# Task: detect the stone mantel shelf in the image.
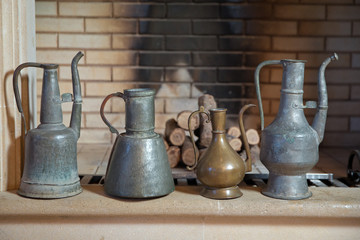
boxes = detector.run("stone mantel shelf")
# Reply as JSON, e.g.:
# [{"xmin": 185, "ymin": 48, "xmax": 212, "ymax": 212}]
[
  {"xmin": 1, "ymin": 185, "xmax": 359, "ymax": 218},
  {"xmin": 1, "ymin": 185, "xmax": 359, "ymax": 239}
]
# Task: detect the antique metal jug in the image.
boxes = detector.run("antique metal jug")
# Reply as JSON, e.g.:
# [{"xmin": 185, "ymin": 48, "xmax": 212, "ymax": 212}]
[
  {"xmin": 100, "ymin": 88, "xmax": 175, "ymax": 198},
  {"xmin": 255, "ymin": 53, "xmax": 338, "ymax": 200},
  {"xmin": 13, "ymin": 51, "xmax": 84, "ymax": 199},
  {"xmin": 187, "ymin": 105, "xmax": 254, "ymax": 199}
]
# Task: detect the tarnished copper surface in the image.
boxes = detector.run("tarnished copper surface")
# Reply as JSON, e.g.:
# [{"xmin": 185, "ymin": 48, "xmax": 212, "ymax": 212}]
[{"xmin": 187, "ymin": 105, "xmax": 254, "ymax": 199}]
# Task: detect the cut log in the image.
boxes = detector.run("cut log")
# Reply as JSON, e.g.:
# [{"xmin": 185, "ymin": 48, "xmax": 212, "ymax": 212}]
[
  {"xmin": 227, "ymin": 126, "xmax": 241, "ymax": 138},
  {"xmin": 181, "ymin": 137, "xmax": 197, "ymax": 167},
  {"xmin": 165, "ymin": 118, "xmax": 186, "ymax": 146},
  {"xmin": 167, "ymin": 146, "xmax": 181, "ymax": 168},
  {"xmin": 177, "ymin": 110, "xmax": 200, "ymax": 131},
  {"xmin": 198, "ymin": 94, "xmax": 217, "ymax": 148},
  {"xmin": 163, "ymin": 138, "xmax": 169, "ymax": 150},
  {"xmin": 228, "ymin": 137, "xmax": 242, "ymax": 152},
  {"xmin": 245, "ymin": 129, "xmax": 260, "ymax": 145}
]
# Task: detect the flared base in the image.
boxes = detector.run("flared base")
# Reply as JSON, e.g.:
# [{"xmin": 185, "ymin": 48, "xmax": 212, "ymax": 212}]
[
  {"xmin": 200, "ymin": 186, "xmax": 243, "ymax": 200},
  {"xmin": 104, "ymin": 133, "xmax": 175, "ymax": 199},
  {"xmin": 18, "ymin": 180, "xmax": 82, "ymax": 199},
  {"xmin": 262, "ymin": 173, "xmax": 312, "ymax": 200}
]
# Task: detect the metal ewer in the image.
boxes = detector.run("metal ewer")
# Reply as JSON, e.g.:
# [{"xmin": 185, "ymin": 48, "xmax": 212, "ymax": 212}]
[
  {"xmin": 187, "ymin": 105, "xmax": 254, "ymax": 199},
  {"xmin": 13, "ymin": 51, "xmax": 84, "ymax": 199},
  {"xmin": 100, "ymin": 88, "xmax": 175, "ymax": 198},
  {"xmin": 255, "ymin": 53, "xmax": 338, "ymax": 200}
]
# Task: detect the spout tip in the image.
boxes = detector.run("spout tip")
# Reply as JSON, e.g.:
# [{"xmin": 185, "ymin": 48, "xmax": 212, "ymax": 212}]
[{"xmin": 331, "ymin": 53, "xmax": 338, "ymax": 61}]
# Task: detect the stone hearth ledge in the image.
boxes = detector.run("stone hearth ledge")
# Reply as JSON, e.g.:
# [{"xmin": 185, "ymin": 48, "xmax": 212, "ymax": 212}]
[{"xmin": 0, "ymin": 185, "xmax": 359, "ymax": 240}]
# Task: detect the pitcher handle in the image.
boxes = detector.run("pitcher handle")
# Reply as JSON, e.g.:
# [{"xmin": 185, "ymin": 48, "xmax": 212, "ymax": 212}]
[
  {"xmin": 187, "ymin": 106, "xmax": 211, "ymax": 171},
  {"xmin": 13, "ymin": 62, "xmax": 44, "ymax": 134},
  {"xmin": 239, "ymin": 104, "xmax": 256, "ymax": 172},
  {"xmin": 255, "ymin": 60, "xmax": 282, "ymax": 130},
  {"xmin": 100, "ymin": 92, "xmax": 125, "ymax": 135}
]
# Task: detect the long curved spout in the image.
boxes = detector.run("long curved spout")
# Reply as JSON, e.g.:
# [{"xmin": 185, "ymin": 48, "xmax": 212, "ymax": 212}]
[
  {"xmin": 312, "ymin": 53, "xmax": 338, "ymax": 143},
  {"xmin": 69, "ymin": 51, "xmax": 84, "ymax": 139}
]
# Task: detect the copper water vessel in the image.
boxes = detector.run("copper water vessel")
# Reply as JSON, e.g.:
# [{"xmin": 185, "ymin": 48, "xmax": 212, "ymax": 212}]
[{"xmin": 187, "ymin": 105, "xmax": 254, "ymax": 199}]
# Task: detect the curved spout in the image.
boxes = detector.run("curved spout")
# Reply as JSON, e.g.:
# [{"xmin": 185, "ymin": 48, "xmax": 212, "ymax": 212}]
[
  {"xmin": 312, "ymin": 53, "xmax": 338, "ymax": 143},
  {"xmin": 70, "ymin": 51, "xmax": 84, "ymax": 139}
]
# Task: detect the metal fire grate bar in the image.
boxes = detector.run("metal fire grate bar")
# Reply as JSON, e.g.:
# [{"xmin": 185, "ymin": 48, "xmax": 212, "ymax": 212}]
[
  {"xmin": 79, "ymin": 161, "xmax": 360, "ymax": 188},
  {"xmin": 78, "ymin": 174, "xmax": 358, "ymax": 188}
]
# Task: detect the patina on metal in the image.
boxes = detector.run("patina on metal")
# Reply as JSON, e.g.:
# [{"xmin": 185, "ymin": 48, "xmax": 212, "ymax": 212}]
[
  {"xmin": 13, "ymin": 51, "xmax": 84, "ymax": 199},
  {"xmin": 255, "ymin": 53, "xmax": 338, "ymax": 200},
  {"xmin": 187, "ymin": 105, "xmax": 254, "ymax": 199},
  {"xmin": 100, "ymin": 88, "xmax": 175, "ymax": 198}
]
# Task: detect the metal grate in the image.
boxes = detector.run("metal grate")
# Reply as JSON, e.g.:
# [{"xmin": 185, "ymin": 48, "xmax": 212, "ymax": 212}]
[{"xmin": 79, "ymin": 172, "xmax": 359, "ymax": 188}]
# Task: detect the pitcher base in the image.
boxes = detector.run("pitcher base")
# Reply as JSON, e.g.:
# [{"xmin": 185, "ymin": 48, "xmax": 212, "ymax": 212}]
[
  {"xmin": 18, "ymin": 180, "xmax": 82, "ymax": 199},
  {"xmin": 262, "ymin": 173, "xmax": 312, "ymax": 200},
  {"xmin": 200, "ymin": 186, "xmax": 243, "ymax": 199}
]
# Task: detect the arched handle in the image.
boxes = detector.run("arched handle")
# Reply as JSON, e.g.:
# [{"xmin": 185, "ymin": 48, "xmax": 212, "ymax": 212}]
[
  {"xmin": 13, "ymin": 62, "xmax": 44, "ymax": 134},
  {"xmin": 239, "ymin": 104, "xmax": 256, "ymax": 172},
  {"xmin": 255, "ymin": 60, "xmax": 282, "ymax": 130},
  {"xmin": 187, "ymin": 106, "xmax": 211, "ymax": 171},
  {"xmin": 100, "ymin": 92, "xmax": 125, "ymax": 135},
  {"xmin": 347, "ymin": 150, "xmax": 360, "ymax": 183}
]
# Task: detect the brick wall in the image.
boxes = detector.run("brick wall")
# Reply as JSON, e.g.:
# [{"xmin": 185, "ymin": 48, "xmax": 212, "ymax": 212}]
[{"xmin": 35, "ymin": 0, "xmax": 360, "ymax": 147}]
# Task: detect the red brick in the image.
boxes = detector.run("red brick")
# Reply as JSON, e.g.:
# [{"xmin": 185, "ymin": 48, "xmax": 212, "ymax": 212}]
[
  {"xmin": 246, "ymin": 20, "xmax": 297, "ymax": 35},
  {"xmin": 274, "ymin": 5, "xmax": 325, "ymax": 20},
  {"xmin": 322, "ymin": 132, "xmax": 360, "ymax": 147},
  {"xmin": 327, "ymin": 101, "xmax": 360, "ymax": 116},
  {"xmin": 85, "ymin": 19, "xmax": 137, "ymax": 33},
  {"xmin": 354, "ymin": 22, "xmax": 360, "ymax": 36},
  {"xmin": 86, "ymin": 51, "xmax": 137, "ymax": 65},
  {"xmin": 36, "ymin": 17, "xmax": 84, "ymax": 32},
  {"xmin": 59, "ymin": 2, "xmax": 112, "ymax": 17},
  {"xmin": 59, "ymin": 34, "xmax": 111, "ymax": 49},
  {"xmin": 328, "ymin": 6, "xmax": 360, "ymax": 20},
  {"xmin": 36, "ymin": 33, "xmax": 57, "ymax": 48},
  {"xmin": 351, "ymin": 86, "xmax": 360, "ymax": 100},
  {"xmin": 327, "ymin": 37, "xmax": 360, "ymax": 52},
  {"xmin": 35, "ymin": 1, "xmax": 57, "ymax": 16},
  {"xmin": 299, "ymin": 21, "xmax": 351, "ymax": 36},
  {"xmin": 273, "ymin": 37, "xmax": 324, "ymax": 51}
]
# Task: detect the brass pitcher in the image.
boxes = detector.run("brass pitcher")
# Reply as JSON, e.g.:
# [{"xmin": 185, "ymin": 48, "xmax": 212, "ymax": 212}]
[
  {"xmin": 255, "ymin": 53, "xmax": 338, "ymax": 200},
  {"xmin": 187, "ymin": 105, "xmax": 254, "ymax": 199},
  {"xmin": 13, "ymin": 51, "xmax": 83, "ymax": 199},
  {"xmin": 100, "ymin": 88, "xmax": 175, "ymax": 198}
]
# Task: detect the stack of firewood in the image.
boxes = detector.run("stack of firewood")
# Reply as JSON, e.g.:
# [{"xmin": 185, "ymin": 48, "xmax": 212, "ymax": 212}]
[{"xmin": 163, "ymin": 94, "xmax": 260, "ymax": 169}]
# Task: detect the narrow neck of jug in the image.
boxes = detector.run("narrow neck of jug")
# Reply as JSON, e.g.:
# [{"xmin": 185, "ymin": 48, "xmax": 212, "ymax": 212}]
[
  {"xmin": 124, "ymin": 88, "xmax": 156, "ymax": 135},
  {"xmin": 210, "ymin": 108, "xmax": 227, "ymax": 133},
  {"xmin": 277, "ymin": 60, "xmax": 307, "ymax": 123},
  {"xmin": 40, "ymin": 66, "xmax": 63, "ymax": 124},
  {"xmin": 280, "ymin": 60, "xmax": 306, "ymax": 92}
]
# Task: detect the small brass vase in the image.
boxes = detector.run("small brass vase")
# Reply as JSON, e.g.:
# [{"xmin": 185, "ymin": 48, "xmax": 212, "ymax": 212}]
[{"xmin": 188, "ymin": 105, "xmax": 254, "ymax": 199}]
